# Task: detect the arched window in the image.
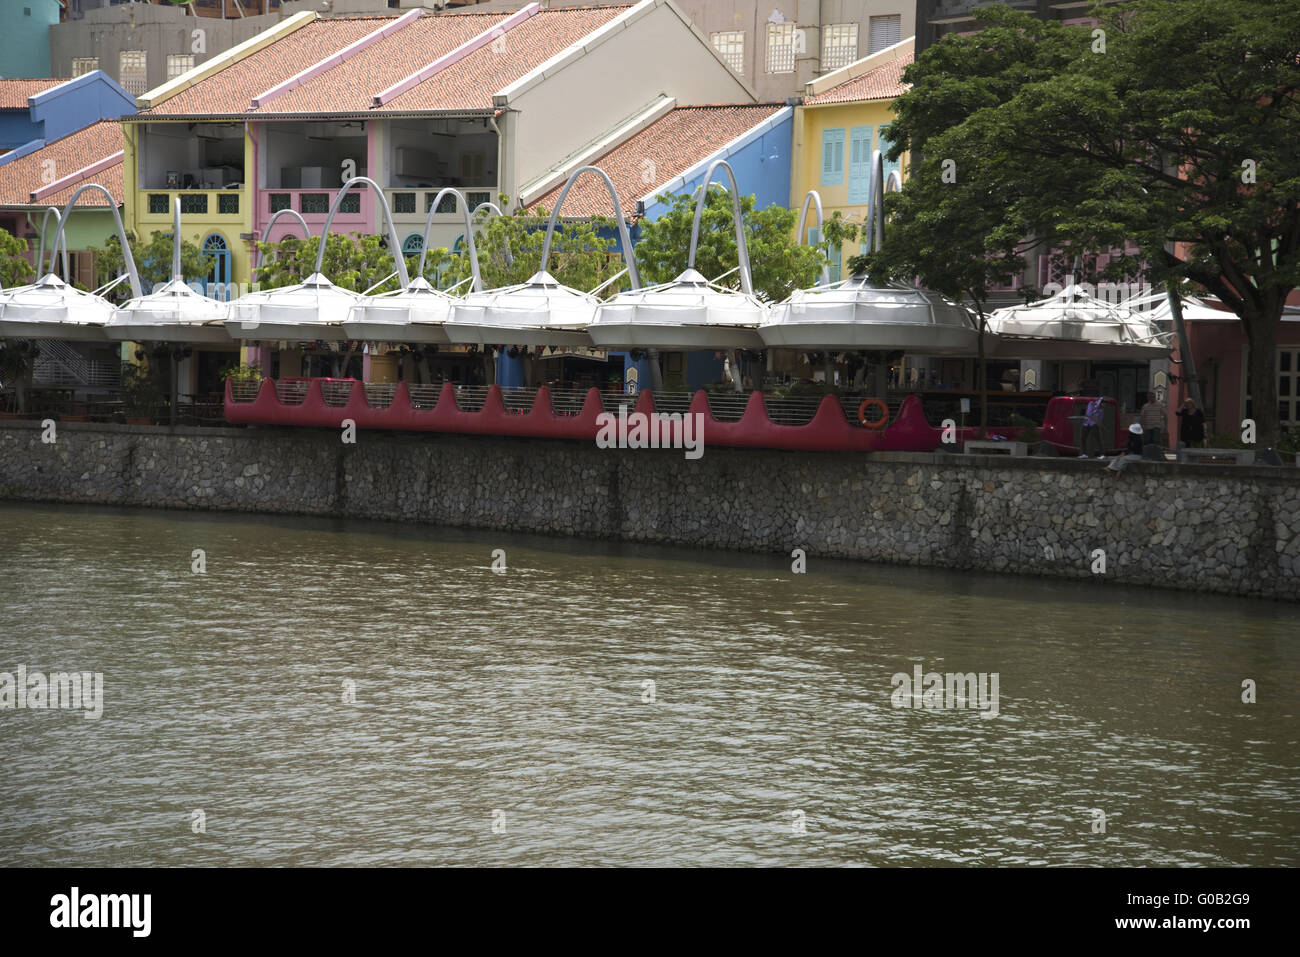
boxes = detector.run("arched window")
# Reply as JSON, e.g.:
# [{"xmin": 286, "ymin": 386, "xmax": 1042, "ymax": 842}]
[
  {"xmin": 402, "ymin": 233, "xmax": 424, "ymax": 256},
  {"xmin": 202, "ymin": 233, "xmax": 231, "ymax": 299}
]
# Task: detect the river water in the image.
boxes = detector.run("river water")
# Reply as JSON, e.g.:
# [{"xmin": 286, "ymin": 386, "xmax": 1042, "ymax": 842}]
[{"xmin": 0, "ymin": 502, "xmax": 1296, "ymax": 867}]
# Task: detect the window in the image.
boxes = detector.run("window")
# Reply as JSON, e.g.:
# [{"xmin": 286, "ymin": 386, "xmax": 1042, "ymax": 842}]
[
  {"xmin": 218, "ymin": 194, "xmax": 239, "ymax": 215},
  {"xmin": 339, "ymin": 193, "xmax": 360, "ymax": 214},
  {"xmin": 402, "ymin": 234, "xmax": 424, "ymax": 256},
  {"xmin": 711, "ymin": 31, "xmax": 745, "ymax": 75},
  {"xmin": 820, "ymin": 128, "xmax": 845, "ymax": 186},
  {"xmin": 808, "ymin": 227, "xmax": 842, "ymax": 284},
  {"xmin": 1278, "ymin": 350, "xmax": 1300, "ymax": 425},
  {"xmin": 847, "ymin": 126, "xmax": 873, "ymax": 204},
  {"xmin": 426, "ymin": 193, "xmax": 458, "ymax": 214},
  {"xmin": 822, "ymin": 23, "xmax": 858, "ymax": 71},
  {"xmin": 766, "ymin": 23, "xmax": 797, "ymax": 74},
  {"xmin": 71, "ymin": 57, "xmax": 98, "ymax": 78},
  {"xmin": 269, "ymin": 193, "xmax": 291, "ymax": 213},
  {"xmin": 119, "ymin": 51, "xmax": 148, "ymax": 95},
  {"xmin": 393, "ymin": 192, "xmax": 416, "ymax": 214},
  {"xmin": 300, "ymin": 194, "xmax": 329, "ymax": 214},
  {"xmin": 869, "ymin": 15, "xmax": 901, "ymax": 54},
  {"xmin": 166, "ymin": 55, "xmax": 195, "ymax": 80},
  {"xmin": 203, "ymin": 234, "xmax": 231, "ymax": 293},
  {"xmin": 180, "ymin": 194, "xmax": 208, "ymax": 215}
]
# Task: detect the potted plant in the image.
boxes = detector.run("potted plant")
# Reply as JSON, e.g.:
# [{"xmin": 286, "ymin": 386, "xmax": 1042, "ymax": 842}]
[
  {"xmin": 119, "ymin": 362, "xmax": 165, "ymax": 425},
  {"xmin": 219, "ymin": 362, "xmax": 263, "ymax": 400}
]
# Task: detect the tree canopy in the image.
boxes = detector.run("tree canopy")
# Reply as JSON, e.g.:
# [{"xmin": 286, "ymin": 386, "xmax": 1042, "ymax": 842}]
[
  {"xmin": 89, "ymin": 229, "xmax": 212, "ymax": 301},
  {"xmin": 860, "ymin": 0, "xmax": 1300, "ymax": 443},
  {"xmin": 0, "ymin": 228, "xmax": 35, "ymax": 290},
  {"xmin": 635, "ymin": 188, "xmax": 856, "ymax": 302},
  {"xmin": 427, "ymin": 199, "xmax": 628, "ymax": 294},
  {"xmin": 253, "ymin": 232, "xmax": 414, "ymax": 294}
]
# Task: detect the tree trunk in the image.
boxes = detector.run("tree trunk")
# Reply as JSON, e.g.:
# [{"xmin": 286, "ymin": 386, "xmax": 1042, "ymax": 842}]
[
  {"xmin": 1244, "ymin": 298, "xmax": 1284, "ymax": 447},
  {"xmin": 975, "ymin": 304, "xmax": 988, "ymax": 439}
]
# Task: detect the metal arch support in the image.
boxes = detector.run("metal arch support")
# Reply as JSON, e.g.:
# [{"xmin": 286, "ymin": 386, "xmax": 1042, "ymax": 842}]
[
  {"xmin": 795, "ymin": 189, "xmax": 829, "ymax": 287},
  {"xmin": 171, "ymin": 197, "xmax": 183, "ymax": 282},
  {"xmin": 415, "ymin": 188, "xmax": 484, "ymax": 293},
  {"xmin": 863, "ymin": 150, "xmax": 886, "ymax": 256},
  {"xmin": 539, "ymin": 166, "xmax": 641, "ymax": 290},
  {"xmin": 314, "ymin": 175, "xmax": 409, "ymax": 288},
  {"xmin": 259, "ymin": 208, "xmax": 312, "ymax": 269},
  {"xmin": 686, "ymin": 159, "xmax": 754, "ymax": 297},
  {"xmin": 37, "ymin": 206, "xmax": 69, "ymax": 280},
  {"xmin": 469, "ymin": 201, "xmax": 512, "ymax": 269},
  {"xmin": 51, "ymin": 182, "xmax": 141, "ymax": 299}
]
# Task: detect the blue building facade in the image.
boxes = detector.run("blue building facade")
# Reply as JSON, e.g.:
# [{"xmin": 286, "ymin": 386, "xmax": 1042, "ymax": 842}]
[
  {"xmin": 620, "ymin": 107, "xmax": 794, "ymax": 393},
  {"xmin": 0, "ymin": 71, "xmax": 137, "ymax": 163}
]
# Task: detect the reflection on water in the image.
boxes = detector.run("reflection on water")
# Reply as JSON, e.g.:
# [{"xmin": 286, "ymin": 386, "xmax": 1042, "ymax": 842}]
[{"xmin": 0, "ymin": 502, "xmax": 1296, "ymax": 866}]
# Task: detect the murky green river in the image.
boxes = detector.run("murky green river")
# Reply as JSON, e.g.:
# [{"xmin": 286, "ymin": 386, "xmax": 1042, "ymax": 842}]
[{"xmin": 0, "ymin": 502, "xmax": 1296, "ymax": 866}]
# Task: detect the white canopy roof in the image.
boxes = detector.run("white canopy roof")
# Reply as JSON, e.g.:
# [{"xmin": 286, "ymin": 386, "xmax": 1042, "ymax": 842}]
[
  {"xmin": 448, "ymin": 271, "xmax": 598, "ymax": 347},
  {"xmin": 986, "ymin": 286, "xmax": 1171, "ymax": 360},
  {"xmin": 108, "ymin": 278, "xmax": 233, "ymax": 344},
  {"xmin": 588, "ymin": 268, "xmax": 766, "ymax": 350},
  {"xmin": 226, "ymin": 273, "xmax": 361, "ymax": 342},
  {"xmin": 343, "ymin": 277, "xmax": 454, "ymax": 344},
  {"xmin": 0, "ymin": 273, "xmax": 113, "ymax": 342},
  {"xmin": 762, "ymin": 275, "xmax": 979, "ymax": 354}
]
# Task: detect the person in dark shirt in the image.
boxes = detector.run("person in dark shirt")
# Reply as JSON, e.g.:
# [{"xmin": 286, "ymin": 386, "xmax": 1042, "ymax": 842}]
[
  {"xmin": 1176, "ymin": 398, "xmax": 1206, "ymax": 448},
  {"xmin": 1107, "ymin": 424, "xmax": 1146, "ymax": 475}
]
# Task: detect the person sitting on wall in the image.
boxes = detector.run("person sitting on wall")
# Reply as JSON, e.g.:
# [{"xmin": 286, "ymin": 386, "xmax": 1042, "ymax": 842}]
[
  {"xmin": 1139, "ymin": 391, "xmax": 1166, "ymax": 448},
  {"xmin": 1176, "ymin": 397, "xmax": 1206, "ymax": 449},
  {"xmin": 1107, "ymin": 423, "xmax": 1146, "ymax": 476}
]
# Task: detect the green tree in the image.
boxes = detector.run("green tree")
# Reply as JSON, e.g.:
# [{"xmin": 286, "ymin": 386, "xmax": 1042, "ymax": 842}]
[
  {"xmin": 254, "ymin": 232, "xmax": 417, "ymax": 294},
  {"xmin": 428, "ymin": 199, "xmax": 628, "ymax": 294},
  {"xmin": 869, "ymin": 0, "xmax": 1300, "ymax": 445},
  {"xmin": 635, "ymin": 188, "xmax": 856, "ymax": 302},
  {"xmin": 88, "ymin": 229, "xmax": 212, "ymax": 302},
  {"xmin": 0, "ymin": 227, "xmax": 36, "ymax": 289}
]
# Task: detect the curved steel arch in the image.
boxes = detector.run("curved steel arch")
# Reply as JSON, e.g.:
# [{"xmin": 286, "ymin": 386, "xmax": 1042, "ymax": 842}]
[
  {"xmin": 51, "ymin": 183, "xmax": 141, "ymax": 299},
  {"xmin": 795, "ymin": 189, "xmax": 829, "ymax": 287},
  {"xmin": 414, "ymin": 187, "xmax": 485, "ymax": 292},
  {"xmin": 258, "ymin": 208, "xmax": 312, "ymax": 269},
  {"xmin": 36, "ymin": 206, "xmax": 69, "ymax": 280},
  {"xmin": 686, "ymin": 159, "xmax": 754, "ymax": 297},
  {"xmin": 313, "ymin": 176, "xmax": 408, "ymax": 288},
  {"xmin": 539, "ymin": 166, "xmax": 641, "ymax": 290}
]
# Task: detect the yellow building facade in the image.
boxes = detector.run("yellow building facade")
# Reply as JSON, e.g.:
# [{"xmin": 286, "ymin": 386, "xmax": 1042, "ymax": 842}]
[{"xmin": 791, "ymin": 38, "xmax": 913, "ymax": 278}]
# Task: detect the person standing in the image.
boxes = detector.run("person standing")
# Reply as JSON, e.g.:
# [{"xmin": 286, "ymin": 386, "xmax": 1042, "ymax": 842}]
[
  {"xmin": 1139, "ymin": 391, "xmax": 1166, "ymax": 447},
  {"xmin": 1079, "ymin": 395, "xmax": 1105, "ymax": 458},
  {"xmin": 1176, "ymin": 397, "xmax": 1206, "ymax": 448}
]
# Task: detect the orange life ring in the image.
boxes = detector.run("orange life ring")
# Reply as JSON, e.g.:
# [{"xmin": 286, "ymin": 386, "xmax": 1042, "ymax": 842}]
[{"xmin": 858, "ymin": 397, "xmax": 888, "ymax": 430}]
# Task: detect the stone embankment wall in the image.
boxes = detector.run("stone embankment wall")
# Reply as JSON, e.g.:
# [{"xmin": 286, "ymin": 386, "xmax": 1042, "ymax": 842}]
[{"xmin": 1, "ymin": 421, "xmax": 1296, "ymax": 600}]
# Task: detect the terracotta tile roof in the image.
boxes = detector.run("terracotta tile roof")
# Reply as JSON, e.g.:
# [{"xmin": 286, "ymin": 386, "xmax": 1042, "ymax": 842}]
[
  {"xmin": 137, "ymin": 7, "xmax": 631, "ymax": 119},
  {"xmin": 526, "ymin": 104, "xmax": 786, "ymax": 218},
  {"xmin": 258, "ymin": 13, "xmax": 510, "ymax": 116},
  {"xmin": 0, "ymin": 121, "xmax": 124, "ymax": 208},
  {"xmin": 380, "ymin": 7, "xmax": 628, "ymax": 114},
  {"xmin": 0, "ymin": 78, "xmax": 64, "ymax": 111},
  {"xmin": 804, "ymin": 53, "xmax": 913, "ymax": 106},
  {"xmin": 140, "ymin": 17, "xmax": 382, "ymax": 117}
]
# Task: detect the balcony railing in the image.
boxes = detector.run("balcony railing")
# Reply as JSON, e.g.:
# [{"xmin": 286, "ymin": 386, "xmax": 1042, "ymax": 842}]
[
  {"xmin": 143, "ymin": 190, "xmax": 242, "ymax": 218},
  {"xmin": 385, "ymin": 188, "xmax": 496, "ymax": 221}
]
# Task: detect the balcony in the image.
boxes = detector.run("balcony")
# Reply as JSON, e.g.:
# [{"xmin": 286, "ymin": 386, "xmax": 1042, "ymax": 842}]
[
  {"xmin": 140, "ymin": 189, "xmax": 243, "ymax": 222},
  {"xmin": 258, "ymin": 189, "xmax": 369, "ymax": 241},
  {"xmin": 386, "ymin": 187, "xmax": 496, "ymax": 224}
]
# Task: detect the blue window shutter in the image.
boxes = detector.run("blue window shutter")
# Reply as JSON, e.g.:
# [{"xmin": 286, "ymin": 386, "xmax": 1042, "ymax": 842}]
[
  {"xmin": 821, "ymin": 128, "xmax": 844, "ymax": 186},
  {"xmin": 847, "ymin": 125, "xmax": 873, "ymax": 204}
]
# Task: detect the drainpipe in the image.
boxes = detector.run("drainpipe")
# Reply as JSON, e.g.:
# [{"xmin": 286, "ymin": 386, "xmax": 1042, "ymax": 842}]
[{"xmin": 488, "ymin": 112, "xmax": 504, "ymax": 210}]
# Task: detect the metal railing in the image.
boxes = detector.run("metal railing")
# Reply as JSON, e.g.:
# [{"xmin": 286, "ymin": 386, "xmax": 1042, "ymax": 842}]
[{"xmin": 226, "ymin": 378, "xmax": 905, "ymax": 428}]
